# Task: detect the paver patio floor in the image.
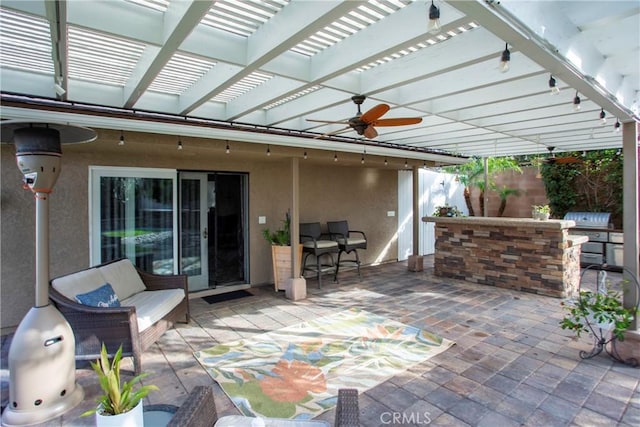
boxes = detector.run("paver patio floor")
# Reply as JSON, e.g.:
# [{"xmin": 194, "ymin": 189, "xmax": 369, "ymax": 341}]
[{"xmin": 2, "ymin": 257, "xmax": 639, "ymax": 426}]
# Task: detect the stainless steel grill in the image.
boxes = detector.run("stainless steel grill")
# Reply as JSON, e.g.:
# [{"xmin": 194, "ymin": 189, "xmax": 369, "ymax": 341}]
[
  {"xmin": 563, "ymin": 212, "xmax": 611, "ymax": 229},
  {"xmin": 565, "ymin": 212, "xmax": 620, "ymax": 267}
]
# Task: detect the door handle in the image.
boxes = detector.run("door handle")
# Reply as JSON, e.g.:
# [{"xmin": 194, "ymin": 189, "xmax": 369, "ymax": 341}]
[{"xmin": 203, "ymin": 227, "xmax": 208, "ymax": 239}]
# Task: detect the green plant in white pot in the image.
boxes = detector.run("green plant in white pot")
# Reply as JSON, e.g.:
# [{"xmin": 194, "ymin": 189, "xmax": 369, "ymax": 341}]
[
  {"xmin": 82, "ymin": 343, "xmax": 158, "ymax": 427},
  {"xmin": 560, "ymin": 287, "xmax": 636, "ymax": 342},
  {"xmin": 531, "ymin": 204, "xmax": 551, "ymax": 220}
]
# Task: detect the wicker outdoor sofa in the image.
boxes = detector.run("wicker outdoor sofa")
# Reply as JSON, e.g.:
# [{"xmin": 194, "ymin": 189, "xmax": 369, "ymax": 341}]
[{"xmin": 49, "ymin": 258, "xmax": 189, "ymax": 374}]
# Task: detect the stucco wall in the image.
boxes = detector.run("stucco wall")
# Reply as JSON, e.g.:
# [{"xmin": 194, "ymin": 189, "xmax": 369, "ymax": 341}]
[{"xmin": 1, "ymin": 129, "xmax": 398, "ymax": 332}]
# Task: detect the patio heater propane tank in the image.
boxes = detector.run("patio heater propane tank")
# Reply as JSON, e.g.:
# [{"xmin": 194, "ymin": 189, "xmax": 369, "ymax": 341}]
[{"xmin": 0, "ymin": 122, "xmax": 96, "ymax": 427}]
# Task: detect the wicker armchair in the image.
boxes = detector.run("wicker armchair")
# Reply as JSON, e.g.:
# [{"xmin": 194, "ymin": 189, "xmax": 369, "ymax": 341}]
[
  {"xmin": 335, "ymin": 388, "xmax": 360, "ymax": 427},
  {"xmin": 49, "ymin": 259, "xmax": 189, "ymax": 374},
  {"xmin": 167, "ymin": 386, "xmax": 217, "ymax": 427}
]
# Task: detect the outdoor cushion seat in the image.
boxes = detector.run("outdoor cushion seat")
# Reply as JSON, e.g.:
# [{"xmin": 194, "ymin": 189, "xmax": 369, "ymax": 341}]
[
  {"xmin": 121, "ymin": 288, "xmax": 186, "ymax": 332},
  {"xmin": 49, "ymin": 258, "xmax": 189, "ymax": 374},
  {"xmin": 302, "ymin": 240, "xmax": 339, "ymax": 250}
]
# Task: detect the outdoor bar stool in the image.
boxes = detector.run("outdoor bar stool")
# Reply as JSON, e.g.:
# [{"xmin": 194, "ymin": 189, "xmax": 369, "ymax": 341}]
[
  {"xmin": 299, "ymin": 222, "xmax": 339, "ymax": 288},
  {"xmin": 327, "ymin": 220, "xmax": 367, "ymax": 281}
]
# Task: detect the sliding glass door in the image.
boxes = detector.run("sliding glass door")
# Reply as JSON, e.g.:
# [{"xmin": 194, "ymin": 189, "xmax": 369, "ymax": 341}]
[{"xmin": 90, "ymin": 167, "xmax": 178, "ymax": 274}]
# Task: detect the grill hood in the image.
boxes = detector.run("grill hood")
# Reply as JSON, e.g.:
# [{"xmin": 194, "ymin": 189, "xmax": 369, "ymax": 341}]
[{"xmin": 563, "ymin": 212, "xmax": 611, "ymax": 228}]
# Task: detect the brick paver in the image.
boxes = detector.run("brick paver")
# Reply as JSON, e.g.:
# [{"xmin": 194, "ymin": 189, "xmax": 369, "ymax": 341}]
[{"xmin": 1, "ymin": 257, "xmax": 638, "ymax": 426}]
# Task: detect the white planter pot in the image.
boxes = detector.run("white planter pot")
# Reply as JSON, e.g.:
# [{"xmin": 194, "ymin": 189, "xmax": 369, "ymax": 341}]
[
  {"xmin": 586, "ymin": 311, "xmax": 615, "ymax": 332},
  {"xmin": 96, "ymin": 400, "xmax": 144, "ymax": 427}
]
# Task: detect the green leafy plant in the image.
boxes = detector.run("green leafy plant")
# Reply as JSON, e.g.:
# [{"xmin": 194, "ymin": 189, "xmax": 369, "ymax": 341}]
[
  {"xmin": 262, "ymin": 212, "xmax": 291, "ymax": 246},
  {"xmin": 432, "ymin": 205, "xmax": 462, "ymax": 217},
  {"xmin": 532, "ymin": 204, "xmax": 550, "ymax": 214},
  {"xmin": 541, "ymin": 149, "xmax": 623, "ymax": 228},
  {"xmin": 445, "ymin": 156, "xmax": 522, "ymax": 216},
  {"xmin": 82, "ymin": 344, "xmax": 158, "ymax": 417},
  {"xmin": 560, "ymin": 287, "xmax": 636, "ymax": 341}
]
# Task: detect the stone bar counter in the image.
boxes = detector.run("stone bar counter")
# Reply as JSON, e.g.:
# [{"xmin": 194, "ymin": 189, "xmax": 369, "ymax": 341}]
[{"xmin": 422, "ymin": 216, "xmax": 588, "ymax": 298}]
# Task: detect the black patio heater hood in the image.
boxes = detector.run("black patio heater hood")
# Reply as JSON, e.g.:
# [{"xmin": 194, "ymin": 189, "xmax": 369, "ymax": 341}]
[{"xmin": 0, "ymin": 122, "xmax": 96, "ymax": 426}]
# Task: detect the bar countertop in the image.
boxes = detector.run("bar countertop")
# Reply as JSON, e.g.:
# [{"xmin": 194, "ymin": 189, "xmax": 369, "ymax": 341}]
[{"xmin": 422, "ymin": 216, "xmax": 577, "ymax": 230}]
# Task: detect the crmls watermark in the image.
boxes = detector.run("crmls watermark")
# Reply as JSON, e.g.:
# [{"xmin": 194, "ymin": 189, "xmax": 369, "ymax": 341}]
[{"xmin": 380, "ymin": 411, "xmax": 432, "ymax": 425}]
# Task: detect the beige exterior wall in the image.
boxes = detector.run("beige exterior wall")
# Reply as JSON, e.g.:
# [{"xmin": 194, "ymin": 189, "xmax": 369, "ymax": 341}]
[{"xmin": 1, "ymin": 129, "xmax": 399, "ymax": 332}]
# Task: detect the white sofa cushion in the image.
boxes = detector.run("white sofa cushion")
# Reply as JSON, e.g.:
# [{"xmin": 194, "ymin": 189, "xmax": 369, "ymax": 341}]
[
  {"xmin": 99, "ymin": 259, "xmax": 147, "ymax": 301},
  {"xmin": 121, "ymin": 289, "xmax": 185, "ymax": 332},
  {"xmin": 51, "ymin": 268, "xmax": 107, "ymax": 301}
]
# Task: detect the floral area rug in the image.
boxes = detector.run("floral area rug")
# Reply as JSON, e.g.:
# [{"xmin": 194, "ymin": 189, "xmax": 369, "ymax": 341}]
[{"xmin": 194, "ymin": 307, "xmax": 455, "ymax": 420}]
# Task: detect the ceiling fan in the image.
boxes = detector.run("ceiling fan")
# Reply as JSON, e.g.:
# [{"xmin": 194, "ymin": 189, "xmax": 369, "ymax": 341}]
[
  {"xmin": 544, "ymin": 146, "xmax": 581, "ymax": 164},
  {"xmin": 306, "ymin": 95, "xmax": 422, "ymax": 139}
]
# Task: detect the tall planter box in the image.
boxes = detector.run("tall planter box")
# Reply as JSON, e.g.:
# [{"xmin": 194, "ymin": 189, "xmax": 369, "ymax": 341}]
[{"xmin": 271, "ymin": 245, "xmax": 303, "ymax": 291}]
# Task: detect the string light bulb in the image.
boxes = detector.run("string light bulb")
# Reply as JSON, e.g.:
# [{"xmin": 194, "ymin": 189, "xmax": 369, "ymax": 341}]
[
  {"xmin": 266, "ymin": 145, "xmax": 271, "ymax": 156},
  {"xmin": 384, "ymin": 158, "xmax": 388, "ymax": 166},
  {"xmin": 303, "ymin": 150, "xmax": 308, "ymax": 159},
  {"xmin": 614, "ymin": 120, "xmax": 621, "ymax": 133},
  {"xmin": 599, "ymin": 108, "xmax": 606, "ymax": 125},
  {"xmin": 404, "ymin": 159, "xmax": 409, "ymax": 168},
  {"xmin": 573, "ymin": 92, "xmax": 581, "ymax": 111},
  {"xmin": 334, "ymin": 152, "xmax": 338, "ymax": 162},
  {"xmin": 225, "ymin": 142, "xmax": 230, "ymax": 154},
  {"xmin": 177, "ymin": 138, "xmax": 183, "ymax": 150},
  {"xmin": 499, "ymin": 43, "xmax": 510, "ymax": 73},
  {"xmin": 427, "ymin": 1, "xmax": 441, "ymax": 34},
  {"xmin": 548, "ymin": 75, "xmax": 560, "ymax": 95},
  {"xmin": 118, "ymin": 131, "xmax": 125, "ymax": 146}
]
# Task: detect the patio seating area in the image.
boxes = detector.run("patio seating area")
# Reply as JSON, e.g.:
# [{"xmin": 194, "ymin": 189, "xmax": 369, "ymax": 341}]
[{"xmin": 1, "ymin": 256, "xmax": 639, "ymax": 426}]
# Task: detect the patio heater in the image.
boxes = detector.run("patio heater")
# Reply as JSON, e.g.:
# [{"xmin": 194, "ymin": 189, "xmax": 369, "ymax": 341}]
[{"xmin": 1, "ymin": 122, "xmax": 96, "ymax": 426}]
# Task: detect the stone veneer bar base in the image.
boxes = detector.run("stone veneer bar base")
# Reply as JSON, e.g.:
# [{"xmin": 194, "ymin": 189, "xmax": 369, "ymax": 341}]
[{"xmin": 423, "ymin": 216, "xmax": 587, "ymax": 298}]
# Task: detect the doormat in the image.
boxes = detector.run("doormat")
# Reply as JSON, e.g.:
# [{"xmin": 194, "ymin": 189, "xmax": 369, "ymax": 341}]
[
  {"xmin": 202, "ymin": 290, "xmax": 253, "ymax": 304},
  {"xmin": 194, "ymin": 307, "xmax": 455, "ymax": 420}
]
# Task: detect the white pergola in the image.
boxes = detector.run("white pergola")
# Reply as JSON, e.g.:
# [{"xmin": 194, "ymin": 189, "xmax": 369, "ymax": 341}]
[
  {"xmin": 1, "ymin": 0, "xmax": 638, "ymax": 329},
  {"xmin": 0, "ymin": 0, "xmax": 637, "ymax": 159}
]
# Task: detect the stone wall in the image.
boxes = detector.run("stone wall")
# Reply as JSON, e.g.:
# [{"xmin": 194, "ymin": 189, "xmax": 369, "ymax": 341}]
[{"xmin": 426, "ymin": 217, "xmax": 583, "ymax": 298}]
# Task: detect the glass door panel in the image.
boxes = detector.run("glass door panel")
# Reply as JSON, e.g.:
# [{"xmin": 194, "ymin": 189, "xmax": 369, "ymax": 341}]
[
  {"xmin": 179, "ymin": 173, "xmax": 209, "ymax": 291},
  {"xmin": 97, "ymin": 174, "xmax": 175, "ymax": 274}
]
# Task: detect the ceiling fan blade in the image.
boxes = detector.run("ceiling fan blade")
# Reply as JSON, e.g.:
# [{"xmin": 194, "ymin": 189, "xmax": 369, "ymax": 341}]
[
  {"xmin": 360, "ymin": 103, "xmax": 390, "ymax": 124},
  {"xmin": 363, "ymin": 125, "xmax": 378, "ymax": 139},
  {"xmin": 313, "ymin": 126, "xmax": 352, "ymax": 139},
  {"xmin": 374, "ymin": 117, "xmax": 422, "ymax": 127},
  {"xmin": 306, "ymin": 119, "xmax": 349, "ymax": 124},
  {"xmin": 554, "ymin": 157, "xmax": 582, "ymax": 164}
]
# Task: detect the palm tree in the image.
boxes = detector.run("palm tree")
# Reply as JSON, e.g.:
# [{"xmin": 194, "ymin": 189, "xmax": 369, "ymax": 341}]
[
  {"xmin": 497, "ymin": 187, "xmax": 521, "ymax": 217},
  {"xmin": 446, "ymin": 157, "xmax": 522, "ymax": 216}
]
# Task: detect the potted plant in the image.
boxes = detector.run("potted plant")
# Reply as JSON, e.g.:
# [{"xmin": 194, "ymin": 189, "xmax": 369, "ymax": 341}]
[
  {"xmin": 432, "ymin": 205, "xmax": 462, "ymax": 217},
  {"xmin": 82, "ymin": 343, "xmax": 158, "ymax": 427},
  {"xmin": 531, "ymin": 204, "xmax": 551, "ymax": 220},
  {"xmin": 262, "ymin": 212, "xmax": 302, "ymax": 291},
  {"xmin": 560, "ymin": 287, "xmax": 636, "ymax": 342}
]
